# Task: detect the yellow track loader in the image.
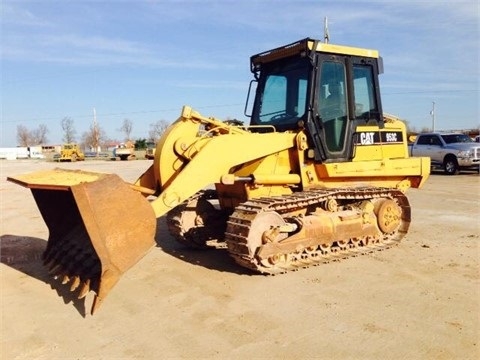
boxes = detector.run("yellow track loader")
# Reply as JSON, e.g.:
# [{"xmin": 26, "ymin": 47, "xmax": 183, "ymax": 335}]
[
  {"xmin": 57, "ymin": 143, "xmax": 85, "ymax": 162},
  {"xmin": 7, "ymin": 38, "xmax": 430, "ymax": 314}
]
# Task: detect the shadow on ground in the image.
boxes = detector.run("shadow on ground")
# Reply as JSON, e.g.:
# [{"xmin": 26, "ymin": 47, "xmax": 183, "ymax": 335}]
[
  {"xmin": 1, "ymin": 217, "xmax": 254, "ymax": 317},
  {"xmin": 153, "ymin": 217, "xmax": 252, "ymax": 276},
  {"xmin": 0, "ymin": 234, "xmax": 88, "ymax": 316}
]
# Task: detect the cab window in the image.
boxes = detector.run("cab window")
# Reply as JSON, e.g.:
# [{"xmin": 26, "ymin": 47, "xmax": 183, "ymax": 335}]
[
  {"xmin": 353, "ymin": 65, "xmax": 378, "ymax": 119},
  {"xmin": 318, "ymin": 61, "xmax": 347, "ymax": 152},
  {"xmin": 255, "ymin": 58, "xmax": 309, "ymax": 128}
]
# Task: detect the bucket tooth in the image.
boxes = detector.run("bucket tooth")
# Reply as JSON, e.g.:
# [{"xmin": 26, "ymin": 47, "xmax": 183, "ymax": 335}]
[
  {"xmin": 61, "ymin": 275, "xmax": 70, "ymax": 284},
  {"xmin": 70, "ymin": 276, "xmax": 81, "ymax": 291},
  {"xmin": 7, "ymin": 168, "xmax": 157, "ymax": 314},
  {"xmin": 90, "ymin": 277, "xmax": 100, "ymax": 297},
  {"xmin": 78, "ymin": 279, "xmax": 91, "ymax": 299}
]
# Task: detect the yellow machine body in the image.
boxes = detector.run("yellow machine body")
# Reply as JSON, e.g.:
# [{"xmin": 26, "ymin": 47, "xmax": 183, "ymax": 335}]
[
  {"xmin": 7, "ymin": 37, "xmax": 430, "ymax": 314},
  {"xmin": 135, "ymin": 106, "xmax": 429, "ymax": 217},
  {"xmin": 58, "ymin": 143, "xmax": 85, "ymax": 162}
]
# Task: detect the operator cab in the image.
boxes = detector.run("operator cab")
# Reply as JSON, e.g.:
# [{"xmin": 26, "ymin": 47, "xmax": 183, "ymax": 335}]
[{"xmin": 248, "ymin": 38, "xmax": 384, "ymax": 162}]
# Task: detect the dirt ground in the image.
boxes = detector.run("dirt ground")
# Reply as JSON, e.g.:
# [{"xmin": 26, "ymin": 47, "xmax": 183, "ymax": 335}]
[{"xmin": 1, "ymin": 159, "xmax": 479, "ymax": 360}]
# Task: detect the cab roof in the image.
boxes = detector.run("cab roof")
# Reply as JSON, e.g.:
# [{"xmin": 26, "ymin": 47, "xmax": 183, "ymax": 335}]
[{"xmin": 251, "ymin": 37, "xmax": 379, "ymax": 71}]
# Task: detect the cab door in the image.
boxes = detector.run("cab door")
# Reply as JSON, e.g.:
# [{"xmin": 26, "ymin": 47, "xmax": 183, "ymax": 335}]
[
  {"xmin": 309, "ymin": 54, "xmax": 383, "ymax": 163},
  {"xmin": 317, "ymin": 59, "xmax": 349, "ymax": 157}
]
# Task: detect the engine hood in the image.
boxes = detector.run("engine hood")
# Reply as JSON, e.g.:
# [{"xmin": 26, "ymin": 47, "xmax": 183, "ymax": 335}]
[{"xmin": 444, "ymin": 143, "xmax": 480, "ymax": 151}]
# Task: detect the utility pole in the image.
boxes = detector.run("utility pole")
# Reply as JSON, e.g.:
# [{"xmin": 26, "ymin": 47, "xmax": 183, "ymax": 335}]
[
  {"xmin": 430, "ymin": 101, "xmax": 435, "ymax": 132},
  {"xmin": 93, "ymin": 107, "xmax": 99, "ymax": 155}
]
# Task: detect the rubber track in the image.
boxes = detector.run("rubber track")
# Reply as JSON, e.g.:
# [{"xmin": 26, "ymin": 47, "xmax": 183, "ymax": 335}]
[{"xmin": 224, "ymin": 187, "xmax": 410, "ymax": 274}]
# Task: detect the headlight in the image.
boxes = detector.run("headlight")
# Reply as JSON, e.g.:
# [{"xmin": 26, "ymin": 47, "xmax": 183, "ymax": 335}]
[{"xmin": 457, "ymin": 150, "xmax": 473, "ymax": 158}]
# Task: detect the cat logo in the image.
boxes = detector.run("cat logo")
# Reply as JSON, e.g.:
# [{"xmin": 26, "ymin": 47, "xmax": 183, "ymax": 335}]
[
  {"xmin": 360, "ymin": 132, "xmax": 375, "ymax": 145},
  {"xmin": 355, "ymin": 131, "xmax": 403, "ymax": 145}
]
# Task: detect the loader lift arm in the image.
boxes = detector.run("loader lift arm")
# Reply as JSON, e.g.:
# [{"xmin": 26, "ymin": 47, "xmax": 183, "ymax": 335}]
[{"xmin": 135, "ymin": 106, "xmax": 298, "ymax": 218}]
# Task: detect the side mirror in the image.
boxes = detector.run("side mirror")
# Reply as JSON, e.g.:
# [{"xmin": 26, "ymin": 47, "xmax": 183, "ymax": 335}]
[{"xmin": 244, "ymin": 80, "xmax": 258, "ymax": 117}]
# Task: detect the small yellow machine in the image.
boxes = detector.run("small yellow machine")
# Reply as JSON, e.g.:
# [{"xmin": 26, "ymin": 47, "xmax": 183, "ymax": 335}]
[
  {"xmin": 57, "ymin": 143, "xmax": 85, "ymax": 162},
  {"xmin": 8, "ymin": 38, "xmax": 430, "ymax": 314}
]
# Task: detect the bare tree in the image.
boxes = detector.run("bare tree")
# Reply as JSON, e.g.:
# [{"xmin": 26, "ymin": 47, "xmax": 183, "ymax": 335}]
[
  {"xmin": 61, "ymin": 117, "xmax": 77, "ymax": 143},
  {"xmin": 31, "ymin": 124, "xmax": 48, "ymax": 144},
  {"xmin": 119, "ymin": 118, "xmax": 133, "ymax": 141},
  {"xmin": 16, "ymin": 124, "xmax": 48, "ymax": 146},
  {"xmin": 81, "ymin": 123, "xmax": 105, "ymax": 153},
  {"xmin": 148, "ymin": 120, "xmax": 169, "ymax": 142},
  {"xmin": 16, "ymin": 125, "xmax": 31, "ymax": 146}
]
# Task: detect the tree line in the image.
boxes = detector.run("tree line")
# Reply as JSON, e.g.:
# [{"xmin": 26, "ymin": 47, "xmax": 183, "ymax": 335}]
[{"xmin": 16, "ymin": 117, "xmax": 171, "ymax": 150}]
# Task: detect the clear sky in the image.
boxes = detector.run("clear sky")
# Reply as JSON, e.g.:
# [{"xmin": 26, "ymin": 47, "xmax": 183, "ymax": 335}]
[{"xmin": 1, "ymin": 0, "xmax": 479, "ymax": 147}]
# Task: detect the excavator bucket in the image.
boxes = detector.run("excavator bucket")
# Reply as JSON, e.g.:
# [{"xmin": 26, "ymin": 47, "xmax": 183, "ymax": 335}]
[{"xmin": 7, "ymin": 168, "xmax": 156, "ymax": 314}]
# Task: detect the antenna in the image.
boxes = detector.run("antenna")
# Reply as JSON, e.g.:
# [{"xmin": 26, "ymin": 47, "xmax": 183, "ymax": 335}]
[{"xmin": 324, "ymin": 17, "xmax": 330, "ymax": 44}]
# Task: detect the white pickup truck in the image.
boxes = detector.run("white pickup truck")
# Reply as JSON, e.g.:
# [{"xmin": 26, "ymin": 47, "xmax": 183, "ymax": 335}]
[{"xmin": 409, "ymin": 132, "xmax": 480, "ymax": 175}]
